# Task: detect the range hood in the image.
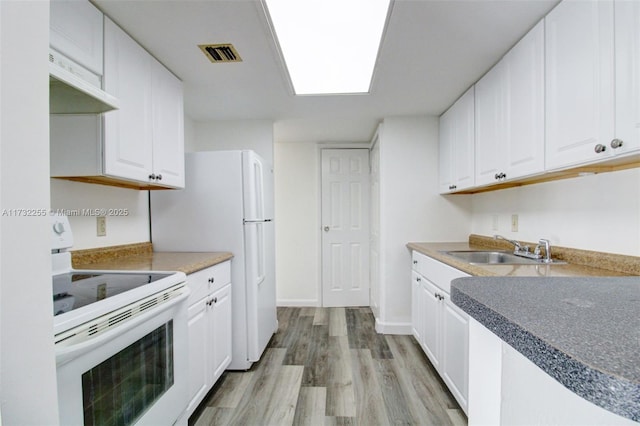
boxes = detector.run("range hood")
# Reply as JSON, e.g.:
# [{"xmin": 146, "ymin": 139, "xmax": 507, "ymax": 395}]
[{"xmin": 49, "ymin": 49, "xmax": 119, "ymax": 114}]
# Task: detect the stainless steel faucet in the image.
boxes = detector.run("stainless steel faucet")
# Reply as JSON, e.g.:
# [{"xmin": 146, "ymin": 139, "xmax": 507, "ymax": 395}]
[
  {"xmin": 495, "ymin": 235, "xmax": 554, "ymax": 262},
  {"xmin": 535, "ymin": 239, "xmax": 552, "ymax": 263},
  {"xmin": 494, "ymin": 234, "xmax": 523, "ymax": 251}
]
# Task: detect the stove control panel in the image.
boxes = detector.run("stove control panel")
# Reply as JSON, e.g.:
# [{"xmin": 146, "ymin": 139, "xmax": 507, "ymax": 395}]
[{"xmin": 51, "ymin": 213, "xmax": 73, "ymax": 251}]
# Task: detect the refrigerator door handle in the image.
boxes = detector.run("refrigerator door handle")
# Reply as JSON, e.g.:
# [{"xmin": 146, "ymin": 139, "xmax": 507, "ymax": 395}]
[{"xmin": 256, "ymin": 222, "xmax": 266, "ymax": 286}]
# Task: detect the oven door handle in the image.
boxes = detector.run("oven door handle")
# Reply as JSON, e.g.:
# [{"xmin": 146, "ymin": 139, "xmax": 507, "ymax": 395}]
[{"xmin": 55, "ymin": 290, "xmax": 189, "ymax": 366}]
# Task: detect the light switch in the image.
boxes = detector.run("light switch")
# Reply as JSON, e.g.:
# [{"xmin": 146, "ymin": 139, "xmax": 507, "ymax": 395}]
[{"xmin": 97, "ymin": 216, "xmax": 106, "ymax": 236}]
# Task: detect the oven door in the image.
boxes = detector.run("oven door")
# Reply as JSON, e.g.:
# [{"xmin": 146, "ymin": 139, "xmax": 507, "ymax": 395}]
[{"xmin": 55, "ymin": 287, "xmax": 189, "ymax": 426}]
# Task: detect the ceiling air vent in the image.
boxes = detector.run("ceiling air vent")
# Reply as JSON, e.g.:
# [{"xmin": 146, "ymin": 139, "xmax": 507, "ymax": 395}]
[{"xmin": 199, "ymin": 44, "xmax": 242, "ymax": 63}]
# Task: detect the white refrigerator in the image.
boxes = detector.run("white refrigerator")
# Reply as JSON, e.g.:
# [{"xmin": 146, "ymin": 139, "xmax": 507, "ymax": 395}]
[{"xmin": 151, "ymin": 150, "xmax": 277, "ymax": 370}]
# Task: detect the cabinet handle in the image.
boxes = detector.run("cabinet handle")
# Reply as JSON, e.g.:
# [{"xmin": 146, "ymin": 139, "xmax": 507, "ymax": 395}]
[
  {"xmin": 208, "ymin": 277, "xmax": 215, "ymax": 283},
  {"xmin": 416, "ymin": 277, "xmax": 421, "ymax": 282},
  {"xmin": 149, "ymin": 173, "xmax": 157, "ymax": 180},
  {"xmin": 413, "ymin": 260, "xmax": 418, "ymax": 265},
  {"xmin": 495, "ymin": 173, "xmax": 500, "ymax": 180},
  {"xmin": 156, "ymin": 174, "xmax": 163, "ymax": 181},
  {"xmin": 213, "ymin": 297, "xmax": 218, "ymax": 304},
  {"xmin": 594, "ymin": 144, "xmax": 607, "ymax": 154},
  {"xmin": 611, "ymin": 139, "xmax": 624, "ymax": 149}
]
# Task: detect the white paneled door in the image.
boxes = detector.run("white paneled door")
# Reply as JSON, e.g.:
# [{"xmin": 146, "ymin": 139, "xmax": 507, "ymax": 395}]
[{"xmin": 321, "ymin": 149, "xmax": 370, "ymax": 307}]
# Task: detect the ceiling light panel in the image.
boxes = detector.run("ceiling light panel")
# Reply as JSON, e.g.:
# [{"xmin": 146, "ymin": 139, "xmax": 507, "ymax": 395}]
[{"xmin": 265, "ymin": 0, "xmax": 391, "ymax": 95}]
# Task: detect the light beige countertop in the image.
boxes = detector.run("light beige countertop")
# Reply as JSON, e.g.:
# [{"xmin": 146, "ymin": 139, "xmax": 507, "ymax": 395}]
[
  {"xmin": 408, "ymin": 235, "xmax": 638, "ymax": 277},
  {"xmin": 71, "ymin": 242, "xmax": 233, "ymax": 275}
]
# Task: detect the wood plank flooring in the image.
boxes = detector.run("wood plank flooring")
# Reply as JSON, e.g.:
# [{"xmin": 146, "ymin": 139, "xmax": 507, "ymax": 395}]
[{"xmin": 191, "ymin": 307, "xmax": 467, "ymax": 426}]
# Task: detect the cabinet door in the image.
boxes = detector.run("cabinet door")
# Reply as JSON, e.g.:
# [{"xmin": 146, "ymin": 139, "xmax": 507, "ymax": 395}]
[
  {"xmin": 545, "ymin": 0, "xmax": 614, "ymax": 170},
  {"xmin": 49, "ymin": 0, "xmax": 103, "ymax": 75},
  {"xmin": 452, "ymin": 88, "xmax": 476, "ymax": 190},
  {"xmin": 186, "ymin": 298, "xmax": 209, "ymax": 416},
  {"xmin": 475, "ymin": 61, "xmax": 507, "ymax": 186},
  {"xmin": 103, "ymin": 17, "xmax": 153, "ymax": 183},
  {"xmin": 210, "ymin": 284, "xmax": 232, "ymax": 383},
  {"xmin": 614, "ymin": 0, "xmax": 640, "ymax": 155},
  {"xmin": 505, "ymin": 20, "xmax": 545, "ymax": 180},
  {"xmin": 442, "ymin": 296, "xmax": 469, "ymax": 414},
  {"xmin": 421, "ymin": 279, "xmax": 441, "ymax": 371},
  {"xmin": 151, "ymin": 58, "xmax": 185, "ymax": 188},
  {"xmin": 438, "ymin": 109, "xmax": 455, "ymax": 193},
  {"xmin": 439, "ymin": 87, "xmax": 475, "ymax": 193},
  {"xmin": 411, "ymin": 271, "xmax": 424, "ymax": 342}
]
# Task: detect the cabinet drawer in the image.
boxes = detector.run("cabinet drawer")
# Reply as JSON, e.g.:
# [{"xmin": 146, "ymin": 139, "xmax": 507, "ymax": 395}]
[
  {"xmin": 413, "ymin": 251, "xmax": 469, "ymax": 293},
  {"xmin": 187, "ymin": 261, "xmax": 231, "ymax": 304}
]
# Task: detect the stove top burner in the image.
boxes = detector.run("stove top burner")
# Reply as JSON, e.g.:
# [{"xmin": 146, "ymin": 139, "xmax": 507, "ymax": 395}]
[{"xmin": 52, "ymin": 272, "xmax": 174, "ymax": 316}]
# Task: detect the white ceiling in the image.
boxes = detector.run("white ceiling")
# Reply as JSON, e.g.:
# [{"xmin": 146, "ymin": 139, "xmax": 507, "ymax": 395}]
[{"xmin": 92, "ymin": 0, "xmax": 560, "ymax": 143}]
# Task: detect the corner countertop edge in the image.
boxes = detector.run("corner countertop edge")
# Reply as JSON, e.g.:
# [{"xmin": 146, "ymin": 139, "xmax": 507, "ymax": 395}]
[{"xmin": 451, "ymin": 277, "xmax": 640, "ymax": 423}]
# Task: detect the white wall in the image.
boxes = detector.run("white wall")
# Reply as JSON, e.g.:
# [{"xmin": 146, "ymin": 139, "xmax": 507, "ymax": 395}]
[
  {"xmin": 184, "ymin": 115, "xmax": 196, "ymax": 152},
  {"xmin": 194, "ymin": 120, "xmax": 274, "ymax": 166},
  {"xmin": 273, "ymin": 142, "xmax": 320, "ymax": 305},
  {"xmin": 0, "ymin": 1, "xmax": 60, "ymax": 422},
  {"xmin": 471, "ymin": 168, "xmax": 640, "ymax": 256},
  {"xmin": 50, "ymin": 180, "xmax": 150, "ymax": 250},
  {"xmin": 377, "ymin": 116, "xmax": 472, "ymax": 330},
  {"xmin": 272, "ymin": 116, "xmax": 474, "ymax": 315}
]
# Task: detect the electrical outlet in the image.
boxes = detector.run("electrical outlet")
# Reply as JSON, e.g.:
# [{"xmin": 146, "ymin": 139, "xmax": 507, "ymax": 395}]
[
  {"xmin": 97, "ymin": 216, "xmax": 107, "ymax": 237},
  {"xmin": 492, "ymin": 214, "xmax": 499, "ymax": 231},
  {"xmin": 511, "ymin": 214, "xmax": 519, "ymax": 232}
]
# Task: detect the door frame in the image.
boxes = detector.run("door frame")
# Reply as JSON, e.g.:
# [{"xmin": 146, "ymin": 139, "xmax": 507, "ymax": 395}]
[{"xmin": 316, "ymin": 143, "xmax": 371, "ymax": 307}]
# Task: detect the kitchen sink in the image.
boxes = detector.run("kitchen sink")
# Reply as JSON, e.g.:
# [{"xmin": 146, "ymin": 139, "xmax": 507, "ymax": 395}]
[{"xmin": 442, "ymin": 250, "xmax": 547, "ymax": 265}]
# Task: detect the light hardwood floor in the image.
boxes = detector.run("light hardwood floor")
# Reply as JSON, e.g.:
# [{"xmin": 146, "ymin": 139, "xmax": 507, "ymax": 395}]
[{"xmin": 191, "ymin": 307, "xmax": 467, "ymax": 426}]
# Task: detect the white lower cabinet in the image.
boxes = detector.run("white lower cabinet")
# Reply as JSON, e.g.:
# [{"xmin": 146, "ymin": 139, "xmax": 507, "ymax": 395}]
[
  {"xmin": 411, "ymin": 251, "xmax": 469, "ymax": 414},
  {"xmin": 184, "ymin": 261, "xmax": 232, "ymax": 419},
  {"xmin": 468, "ymin": 319, "xmax": 637, "ymax": 425}
]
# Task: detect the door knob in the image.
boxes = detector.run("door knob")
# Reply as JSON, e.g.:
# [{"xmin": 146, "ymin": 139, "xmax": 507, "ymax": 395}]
[{"xmin": 324, "ymin": 226, "xmax": 330, "ymax": 232}]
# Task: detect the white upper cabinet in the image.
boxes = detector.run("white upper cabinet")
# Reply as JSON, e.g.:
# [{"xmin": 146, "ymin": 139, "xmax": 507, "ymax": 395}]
[
  {"xmin": 50, "ymin": 0, "xmax": 103, "ymax": 75},
  {"xmin": 476, "ymin": 21, "xmax": 545, "ymax": 186},
  {"xmin": 151, "ymin": 58, "xmax": 185, "ymax": 188},
  {"xmin": 614, "ymin": 0, "xmax": 640, "ymax": 156},
  {"xmin": 439, "ymin": 87, "xmax": 475, "ymax": 193},
  {"xmin": 545, "ymin": 0, "xmax": 615, "ymax": 170},
  {"xmin": 475, "ymin": 61, "xmax": 508, "ymax": 186},
  {"xmin": 101, "ymin": 17, "xmax": 184, "ymax": 188},
  {"xmin": 103, "ymin": 17, "xmax": 154, "ymax": 184},
  {"xmin": 50, "ymin": 16, "xmax": 184, "ymax": 189},
  {"xmin": 505, "ymin": 21, "xmax": 545, "ymax": 179}
]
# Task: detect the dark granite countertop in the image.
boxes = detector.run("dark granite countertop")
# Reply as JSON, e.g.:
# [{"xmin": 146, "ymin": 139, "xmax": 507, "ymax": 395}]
[{"xmin": 451, "ymin": 276, "xmax": 640, "ymax": 422}]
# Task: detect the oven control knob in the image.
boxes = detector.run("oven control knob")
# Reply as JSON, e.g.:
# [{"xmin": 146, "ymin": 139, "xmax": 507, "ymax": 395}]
[{"xmin": 53, "ymin": 222, "xmax": 65, "ymax": 235}]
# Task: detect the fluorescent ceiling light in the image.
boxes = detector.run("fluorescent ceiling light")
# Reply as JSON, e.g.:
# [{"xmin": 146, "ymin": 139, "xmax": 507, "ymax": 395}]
[{"xmin": 265, "ymin": 0, "xmax": 391, "ymax": 95}]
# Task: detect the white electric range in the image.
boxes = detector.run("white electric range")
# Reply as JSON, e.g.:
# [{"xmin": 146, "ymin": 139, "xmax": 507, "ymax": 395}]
[{"xmin": 51, "ymin": 214, "xmax": 190, "ymax": 426}]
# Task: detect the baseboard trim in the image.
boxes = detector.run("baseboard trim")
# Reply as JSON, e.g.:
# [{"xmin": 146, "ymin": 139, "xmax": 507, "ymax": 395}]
[
  {"xmin": 276, "ymin": 299, "xmax": 319, "ymax": 307},
  {"xmin": 374, "ymin": 318, "xmax": 412, "ymax": 335}
]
